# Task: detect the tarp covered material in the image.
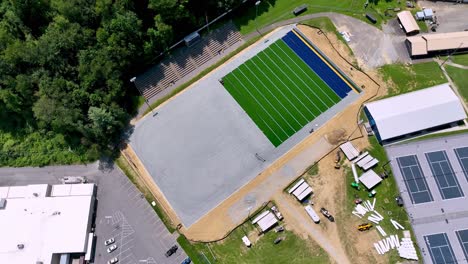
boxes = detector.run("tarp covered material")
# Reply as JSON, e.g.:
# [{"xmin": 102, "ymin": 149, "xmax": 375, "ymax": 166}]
[
  {"xmin": 359, "ymin": 169, "xmax": 383, "ymax": 189},
  {"xmin": 256, "ymin": 212, "xmax": 278, "ymax": 232},
  {"xmin": 397, "ymin": 11, "xmax": 420, "ymax": 34},
  {"xmin": 296, "ymin": 187, "xmax": 313, "ymax": 201},
  {"xmin": 365, "ymin": 84, "xmax": 467, "ymax": 141},
  {"xmin": 288, "ymin": 179, "xmax": 305, "ymax": 194},
  {"xmin": 292, "ymin": 182, "xmax": 309, "ymax": 198},
  {"xmin": 251, "ymin": 211, "xmax": 270, "ymax": 224},
  {"xmin": 340, "ymin": 142, "xmax": 359, "ymax": 160}
]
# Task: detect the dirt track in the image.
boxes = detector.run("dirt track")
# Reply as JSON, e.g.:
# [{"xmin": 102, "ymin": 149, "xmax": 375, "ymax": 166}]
[{"xmin": 123, "ymin": 24, "xmax": 390, "ymax": 263}]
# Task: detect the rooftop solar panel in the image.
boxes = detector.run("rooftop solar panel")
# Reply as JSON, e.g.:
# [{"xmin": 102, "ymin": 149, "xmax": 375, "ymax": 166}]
[
  {"xmin": 396, "ymin": 155, "xmax": 434, "ymax": 204},
  {"xmin": 425, "ymin": 151, "xmax": 464, "ymax": 200}
]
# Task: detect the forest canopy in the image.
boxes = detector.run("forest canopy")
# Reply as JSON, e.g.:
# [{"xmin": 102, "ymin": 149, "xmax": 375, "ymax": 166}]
[{"xmin": 0, "ymin": 0, "xmax": 243, "ymax": 166}]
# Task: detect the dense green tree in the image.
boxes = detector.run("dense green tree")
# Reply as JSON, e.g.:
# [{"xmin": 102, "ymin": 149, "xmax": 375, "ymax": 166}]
[{"xmin": 0, "ymin": 0, "xmax": 251, "ymax": 166}]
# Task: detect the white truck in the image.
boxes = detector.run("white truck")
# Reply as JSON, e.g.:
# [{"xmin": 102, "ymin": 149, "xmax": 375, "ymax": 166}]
[{"xmin": 304, "ymin": 205, "xmax": 320, "ymax": 224}]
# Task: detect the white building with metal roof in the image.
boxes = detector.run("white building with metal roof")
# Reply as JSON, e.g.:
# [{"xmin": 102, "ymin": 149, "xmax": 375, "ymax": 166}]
[
  {"xmin": 364, "ymin": 83, "xmax": 467, "ymax": 143},
  {"xmin": 0, "ymin": 184, "xmax": 95, "ymax": 264}
]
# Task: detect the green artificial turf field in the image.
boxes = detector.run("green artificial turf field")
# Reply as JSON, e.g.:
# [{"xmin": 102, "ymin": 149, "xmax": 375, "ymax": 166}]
[{"xmin": 222, "ymin": 39, "xmax": 341, "ymax": 147}]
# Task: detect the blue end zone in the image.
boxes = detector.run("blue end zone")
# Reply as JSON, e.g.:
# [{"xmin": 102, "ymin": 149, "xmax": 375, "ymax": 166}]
[{"xmin": 282, "ymin": 31, "xmax": 351, "ymax": 99}]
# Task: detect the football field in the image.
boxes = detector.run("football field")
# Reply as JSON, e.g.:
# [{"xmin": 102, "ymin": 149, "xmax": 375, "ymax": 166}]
[{"xmin": 222, "ymin": 35, "xmax": 347, "ymax": 147}]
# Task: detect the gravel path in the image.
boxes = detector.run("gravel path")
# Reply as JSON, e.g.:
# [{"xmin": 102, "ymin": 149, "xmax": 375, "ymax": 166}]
[{"xmin": 275, "ymin": 194, "xmax": 351, "ymax": 264}]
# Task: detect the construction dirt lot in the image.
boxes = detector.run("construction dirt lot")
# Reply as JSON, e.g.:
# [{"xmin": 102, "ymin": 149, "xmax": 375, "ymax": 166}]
[{"xmin": 123, "ymin": 24, "xmax": 393, "ymax": 264}]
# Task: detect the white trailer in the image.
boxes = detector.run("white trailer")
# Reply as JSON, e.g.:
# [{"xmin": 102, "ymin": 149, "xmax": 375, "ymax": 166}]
[{"xmin": 304, "ymin": 205, "xmax": 320, "ymax": 223}]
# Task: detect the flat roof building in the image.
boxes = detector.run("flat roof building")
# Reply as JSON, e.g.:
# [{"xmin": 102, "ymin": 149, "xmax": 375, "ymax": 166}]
[
  {"xmin": 0, "ymin": 184, "xmax": 96, "ymax": 264},
  {"xmin": 364, "ymin": 83, "xmax": 467, "ymax": 143},
  {"xmin": 397, "ymin": 11, "xmax": 420, "ymax": 35}
]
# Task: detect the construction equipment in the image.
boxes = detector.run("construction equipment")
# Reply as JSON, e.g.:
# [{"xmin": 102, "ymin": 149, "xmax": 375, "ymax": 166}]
[
  {"xmin": 320, "ymin": 208, "xmax": 335, "ymax": 222},
  {"xmin": 358, "ymin": 223, "xmax": 373, "ymax": 231}
]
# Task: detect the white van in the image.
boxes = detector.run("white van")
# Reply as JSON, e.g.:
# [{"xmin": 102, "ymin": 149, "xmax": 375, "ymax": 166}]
[{"xmin": 61, "ymin": 176, "xmax": 87, "ymax": 184}]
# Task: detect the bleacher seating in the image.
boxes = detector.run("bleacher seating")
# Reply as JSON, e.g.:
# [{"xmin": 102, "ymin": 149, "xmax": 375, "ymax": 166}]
[
  {"xmin": 136, "ymin": 21, "xmax": 242, "ymax": 99},
  {"xmin": 281, "ymin": 30, "xmax": 352, "ymax": 99}
]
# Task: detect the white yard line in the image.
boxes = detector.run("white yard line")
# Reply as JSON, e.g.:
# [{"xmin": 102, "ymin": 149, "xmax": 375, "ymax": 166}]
[
  {"xmin": 273, "ymin": 42, "xmax": 338, "ymax": 106},
  {"xmin": 245, "ymin": 61, "xmax": 310, "ymax": 124},
  {"xmin": 244, "ymin": 63, "xmax": 307, "ymax": 127},
  {"xmin": 254, "ymin": 53, "xmax": 321, "ymax": 115},
  {"xmin": 227, "ymin": 74, "xmax": 287, "ymax": 140},
  {"xmin": 237, "ymin": 66, "xmax": 298, "ymax": 131}
]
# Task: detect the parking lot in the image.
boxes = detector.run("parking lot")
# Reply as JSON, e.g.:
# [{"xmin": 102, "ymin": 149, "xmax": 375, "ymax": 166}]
[
  {"xmin": 0, "ymin": 162, "xmax": 187, "ymax": 264},
  {"xmin": 93, "ymin": 168, "xmax": 187, "ymax": 264}
]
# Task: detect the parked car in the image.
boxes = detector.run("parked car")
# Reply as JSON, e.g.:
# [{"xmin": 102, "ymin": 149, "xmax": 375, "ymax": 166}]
[
  {"xmin": 107, "ymin": 257, "xmax": 119, "ymax": 264},
  {"xmin": 107, "ymin": 244, "xmax": 118, "ymax": 253},
  {"xmin": 165, "ymin": 245, "xmax": 178, "ymax": 257},
  {"xmin": 181, "ymin": 257, "xmax": 191, "ymax": 264},
  {"xmin": 104, "ymin": 238, "xmax": 115, "ymax": 246}
]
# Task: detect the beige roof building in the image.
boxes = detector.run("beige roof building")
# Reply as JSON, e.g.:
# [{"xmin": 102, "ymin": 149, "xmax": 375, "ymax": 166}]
[
  {"xmin": 406, "ymin": 36, "xmax": 427, "ymax": 56},
  {"xmin": 397, "ymin": 11, "xmax": 420, "ymax": 34},
  {"xmin": 424, "ymin": 31, "xmax": 468, "ymax": 51},
  {"xmin": 405, "ymin": 31, "xmax": 468, "ymax": 56}
]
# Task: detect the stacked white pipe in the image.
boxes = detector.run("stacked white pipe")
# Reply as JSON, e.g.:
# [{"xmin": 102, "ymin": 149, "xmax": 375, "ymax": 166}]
[{"xmin": 374, "ymin": 235, "xmax": 400, "ymax": 254}]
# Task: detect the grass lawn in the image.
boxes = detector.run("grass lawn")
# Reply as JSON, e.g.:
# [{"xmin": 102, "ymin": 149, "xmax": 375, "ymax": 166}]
[
  {"xmin": 178, "ymin": 222, "xmax": 329, "ymax": 264},
  {"xmin": 451, "ymin": 53, "xmax": 468, "ymax": 66},
  {"xmin": 223, "ymin": 37, "xmax": 341, "ymax": 146},
  {"xmin": 379, "ymin": 62, "xmax": 446, "ymax": 97},
  {"xmin": 234, "ymin": 0, "xmax": 409, "ymax": 35},
  {"xmin": 341, "ymin": 136, "xmax": 421, "ymax": 262},
  {"xmin": 445, "ymin": 65, "xmax": 468, "ymax": 103}
]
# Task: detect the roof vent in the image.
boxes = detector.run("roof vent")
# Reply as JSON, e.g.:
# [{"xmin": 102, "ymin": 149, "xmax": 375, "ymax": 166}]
[{"xmin": 17, "ymin": 244, "xmax": 24, "ymax": 250}]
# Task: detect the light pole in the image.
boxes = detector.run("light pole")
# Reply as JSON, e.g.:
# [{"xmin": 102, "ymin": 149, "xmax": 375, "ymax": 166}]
[
  {"xmin": 255, "ymin": 1, "xmax": 261, "ymax": 36},
  {"xmin": 130, "ymin": 77, "xmax": 157, "ymax": 116}
]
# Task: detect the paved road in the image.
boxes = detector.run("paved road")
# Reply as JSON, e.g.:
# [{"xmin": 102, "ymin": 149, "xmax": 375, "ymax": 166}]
[{"xmin": 0, "ymin": 162, "xmax": 187, "ymax": 264}]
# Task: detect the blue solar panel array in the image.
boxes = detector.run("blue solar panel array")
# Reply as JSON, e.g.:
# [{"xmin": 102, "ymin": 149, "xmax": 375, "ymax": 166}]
[{"xmin": 282, "ymin": 31, "xmax": 352, "ymax": 99}]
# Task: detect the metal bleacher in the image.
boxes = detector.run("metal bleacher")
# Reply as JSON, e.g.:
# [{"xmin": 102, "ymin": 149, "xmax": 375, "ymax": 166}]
[{"xmin": 136, "ymin": 21, "xmax": 242, "ymax": 100}]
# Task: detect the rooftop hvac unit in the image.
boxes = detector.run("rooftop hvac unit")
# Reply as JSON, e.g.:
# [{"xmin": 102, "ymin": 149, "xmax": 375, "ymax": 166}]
[
  {"xmin": 17, "ymin": 244, "xmax": 24, "ymax": 249},
  {"xmin": 0, "ymin": 198, "xmax": 6, "ymax": 209}
]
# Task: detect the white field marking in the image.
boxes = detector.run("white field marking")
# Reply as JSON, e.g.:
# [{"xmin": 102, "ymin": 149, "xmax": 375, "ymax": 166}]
[
  {"xmin": 224, "ymin": 75, "xmax": 283, "ymax": 142},
  {"xmin": 237, "ymin": 66, "xmax": 298, "ymax": 131},
  {"xmin": 273, "ymin": 41, "xmax": 339, "ymax": 106},
  {"xmin": 245, "ymin": 60, "xmax": 310, "ymax": 124},
  {"xmin": 269, "ymin": 43, "xmax": 335, "ymax": 108},
  {"xmin": 242, "ymin": 63, "xmax": 305, "ymax": 126},
  {"xmin": 260, "ymin": 47, "xmax": 331, "ymax": 110},
  {"xmin": 228, "ymin": 73, "xmax": 288, "ymax": 139},
  {"xmin": 253, "ymin": 53, "xmax": 320, "ymax": 115}
]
